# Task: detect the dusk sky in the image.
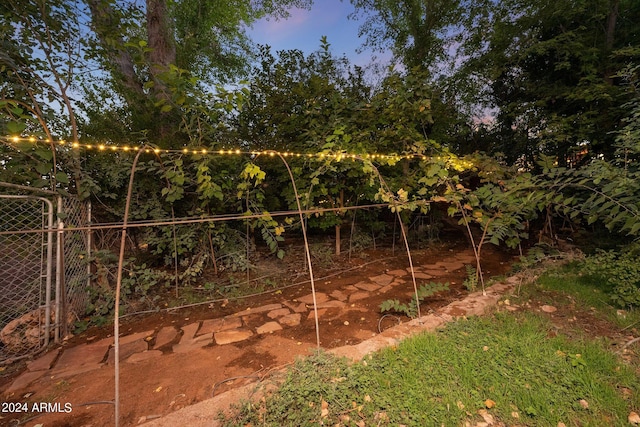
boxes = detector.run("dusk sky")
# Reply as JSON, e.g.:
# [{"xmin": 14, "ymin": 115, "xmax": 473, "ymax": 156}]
[{"xmin": 246, "ymin": 0, "xmax": 389, "ymax": 69}]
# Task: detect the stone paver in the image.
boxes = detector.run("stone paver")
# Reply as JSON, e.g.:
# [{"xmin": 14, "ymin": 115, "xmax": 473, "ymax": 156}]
[
  {"xmin": 279, "ymin": 313, "xmax": 301, "ymax": 327},
  {"xmin": 173, "ymin": 333, "xmax": 212, "ymax": 353},
  {"xmin": 5, "ymin": 370, "xmax": 48, "ymax": 393},
  {"xmin": 329, "ymin": 290, "xmax": 348, "ymax": 301},
  {"xmin": 307, "ymin": 308, "xmax": 328, "ymax": 320},
  {"xmin": 435, "ymin": 261, "xmax": 465, "ymax": 271},
  {"xmin": 283, "ymin": 301, "xmax": 308, "ymax": 313},
  {"xmin": 154, "ymin": 326, "xmax": 179, "ymax": 349},
  {"xmin": 413, "ymin": 272, "xmax": 434, "ymax": 280},
  {"xmin": 386, "ymin": 269, "xmax": 408, "ymax": 277},
  {"xmin": 296, "ymin": 292, "xmax": 329, "ymax": 305},
  {"xmin": 50, "ymin": 338, "xmax": 111, "ymax": 377},
  {"xmin": 316, "ymin": 300, "xmax": 346, "ymax": 309},
  {"xmin": 354, "ymin": 282, "xmax": 382, "ymax": 292},
  {"xmin": 107, "ymin": 339, "xmax": 148, "ymax": 364},
  {"xmin": 198, "ymin": 317, "xmax": 242, "ymax": 336},
  {"xmin": 116, "ymin": 330, "xmax": 154, "ymax": 346},
  {"xmin": 214, "ymin": 329, "xmax": 253, "ymax": 345},
  {"xmin": 182, "ymin": 322, "xmax": 201, "ymax": 340},
  {"xmin": 267, "ymin": 308, "xmax": 290, "ymax": 319},
  {"xmin": 106, "ymin": 340, "xmax": 148, "ymax": 364},
  {"xmin": 369, "ymin": 274, "xmax": 393, "ymax": 286},
  {"xmin": 233, "ymin": 303, "xmax": 282, "ymax": 316},
  {"xmin": 348, "ymin": 292, "xmax": 369, "ymax": 302},
  {"xmin": 127, "ymin": 350, "xmax": 163, "ymax": 363},
  {"xmin": 256, "ymin": 322, "xmax": 282, "ymax": 334},
  {"xmin": 27, "ymin": 347, "xmax": 61, "ymax": 372}
]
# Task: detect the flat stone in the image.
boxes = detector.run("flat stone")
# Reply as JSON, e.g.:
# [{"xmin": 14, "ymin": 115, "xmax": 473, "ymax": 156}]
[
  {"xmin": 126, "ymin": 350, "xmax": 163, "ymax": 363},
  {"xmin": 6, "ymin": 370, "xmax": 47, "ymax": 393},
  {"xmin": 233, "ymin": 303, "xmax": 282, "ymax": 316},
  {"xmin": 541, "ymin": 305, "xmax": 557, "ymax": 313},
  {"xmin": 369, "ymin": 274, "xmax": 393, "ymax": 287},
  {"xmin": 354, "ymin": 282, "xmax": 382, "ymax": 292},
  {"xmin": 267, "ymin": 308, "xmax": 291, "ymax": 319},
  {"xmin": 378, "ymin": 284, "xmax": 395, "ymax": 294},
  {"xmin": 106, "ymin": 339, "xmax": 148, "ymax": 364},
  {"xmin": 435, "ymin": 261, "xmax": 465, "ymax": 271},
  {"xmin": 154, "ymin": 326, "xmax": 179, "ymax": 349},
  {"xmin": 349, "ymin": 292, "xmax": 370, "ymax": 302},
  {"xmin": 329, "ymin": 290, "xmax": 348, "ymax": 301},
  {"xmin": 173, "ymin": 333, "xmax": 212, "ymax": 353},
  {"xmin": 423, "ymin": 269, "xmax": 447, "ymax": 277},
  {"xmin": 214, "ymin": 329, "xmax": 253, "ymax": 345},
  {"xmin": 116, "ymin": 330, "xmax": 154, "ymax": 346},
  {"xmin": 181, "ymin": 322, "xmax": 201, "ymax": 340},
  {"xmin": 27, "ymin": 347, "xmax": 61, "ymax": 371},
  {"xmin": 51, "ymin": 338, "xmax": 111, "ymax": 376},
  {"xmin": 317, "ymin": 300, "xmax": 346, "ymax": 309},
  {"xmin": 307, "ymin": 308, "xmax": 328, "ymax": 320},
  {"xmin": 413, "ymin": 272, "xmax": 434, "ymax": 280},
  {"xmin": 279, "ymin": 313, "xmax": 301, "ymax": 327},
  {"xmin": 296, "ymin": 292, "xmax": 329, "ymax": 305},
  {"xmin": 283, "ymin": 301, "xmax": 308, "ymax": 313},
  {"xmin": 345, "ymin": 285, "xmax": 359, "ymax": 292},
  {"xmin": 256, "ymin": 322, "xmax": 282, "ymax": 334},
  {"xmin": 198, "ymin": 317, "xmax": 242, "ymax": 335},
  {"xmin": 386, "ymin": 269, "xmax": 408, "ymax": 277}
]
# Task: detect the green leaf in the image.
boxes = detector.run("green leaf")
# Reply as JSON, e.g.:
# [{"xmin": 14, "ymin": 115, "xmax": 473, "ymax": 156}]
[
  {"xmin": 35, "ymin": 162, "xmax": 51, "ymax": 175},
  {"xmin": 6, "ymin": 121, "xmax": 26, "ymax": 134},
  {"xmin": 55, "ymin": 172, "xmax": 70, "ymax": 184}
]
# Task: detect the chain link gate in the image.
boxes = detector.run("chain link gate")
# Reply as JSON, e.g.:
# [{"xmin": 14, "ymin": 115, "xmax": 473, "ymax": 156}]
[
  {"xmin": 0, "ymin": 193, "xmax": 91, "ymax": 364},
  {"xmin": 0, "ymin": 195, "xmax": 55, "ymax": 363}
]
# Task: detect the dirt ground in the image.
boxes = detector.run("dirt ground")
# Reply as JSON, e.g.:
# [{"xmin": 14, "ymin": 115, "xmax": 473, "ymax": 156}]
[{"xmin": 1, "ymin": 240, "xmax": 517, "ymax": 427}]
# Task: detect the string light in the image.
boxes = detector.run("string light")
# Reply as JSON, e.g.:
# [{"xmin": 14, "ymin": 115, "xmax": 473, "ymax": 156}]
[{"xmin": 2, "ymin": 134, "xmax": 457, "ymax": 165}]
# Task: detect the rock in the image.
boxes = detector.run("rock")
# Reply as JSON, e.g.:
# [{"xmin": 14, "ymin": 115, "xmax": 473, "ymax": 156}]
[
  {"xmin": 198, "ymin": 317, "xmax": 242, "ymax": 336},
  {"xmin": 279, "ymin": 313, "xmax": 301, "ymax": 327},
  {"xmin": 541, "ymin": 305, "xmax": 558, "ymax": 313},
  {"xmin": 297, "ymin": 293, "xmax": 329, "ymax": 305},
  {"xmin": 0, "ymin": 308, "xmax": 72, "ymax": 353},
  {"xmin": 256, "ymin": 322, "xmax": 282, "ymax": 334},
  {"xmin": 267, "ymin": 308, "xmax": 291, "ymax": 319},
  {"xmin": 214, "ymin": 329, "xmax": 253, "ymax": 345}
]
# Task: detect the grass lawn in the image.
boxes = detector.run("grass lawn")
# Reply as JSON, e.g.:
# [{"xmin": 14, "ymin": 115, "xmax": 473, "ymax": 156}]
[{"xmin": 221, "ymin": 264, "xmax": 640, "ymax": 426}]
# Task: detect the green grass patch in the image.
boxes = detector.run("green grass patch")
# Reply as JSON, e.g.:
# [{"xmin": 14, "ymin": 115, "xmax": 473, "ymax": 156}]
[
  {"xmin": 530, "ymin": 263, "xmax": 640, "ymax": 329},
  {"xmin": 221, "ymin": 312, "xmax": 640, "ymax": 426}
]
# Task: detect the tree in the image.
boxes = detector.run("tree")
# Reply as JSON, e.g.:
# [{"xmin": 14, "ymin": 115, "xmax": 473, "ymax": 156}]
[{"xmin": 477, "ymin": 0, "xmax": 640, "ymax": 167}]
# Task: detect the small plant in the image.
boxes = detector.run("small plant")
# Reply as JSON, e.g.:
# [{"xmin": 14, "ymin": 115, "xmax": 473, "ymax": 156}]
[
  {"xmin": 463, "ymin": 265, "xmax": 478, "ymax": 292},
  {"xmin": 380, "ymin": 282, "xmax": 450, "ymax": 318}
]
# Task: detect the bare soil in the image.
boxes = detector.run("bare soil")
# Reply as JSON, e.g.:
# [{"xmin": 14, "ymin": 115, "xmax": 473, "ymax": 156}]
[{"xmin": 2, "ymin": 239, "xmax": 517, "ymax": 427}]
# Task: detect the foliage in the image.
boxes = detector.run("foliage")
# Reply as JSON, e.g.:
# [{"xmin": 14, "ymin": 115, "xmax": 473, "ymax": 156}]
[
  {"xmin": 581, "ymin": 246, "xmax": 640, "ymax": 308},
  {"xmin": 380, "ymin": 281, "xmax": 449, "ymax": 318}
]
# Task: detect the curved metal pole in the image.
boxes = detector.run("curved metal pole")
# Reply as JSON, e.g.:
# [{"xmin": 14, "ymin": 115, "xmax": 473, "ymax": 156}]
[
  {"xmin": 357, "ymin": 158, "xmax": 422, "ymax": 320},
  {"xmin": 113, "ymin": 147, "xmax": 146, "ymax": 426},
  {"xmin": 272, "ymin": 152, "xmax": 321, "ymax": 349}
]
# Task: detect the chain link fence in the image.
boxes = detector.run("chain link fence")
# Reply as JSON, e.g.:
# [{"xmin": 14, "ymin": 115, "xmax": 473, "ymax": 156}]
[{"xmin": 0, "ymin": 192, "xmax": 90, "ymax": 363}]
